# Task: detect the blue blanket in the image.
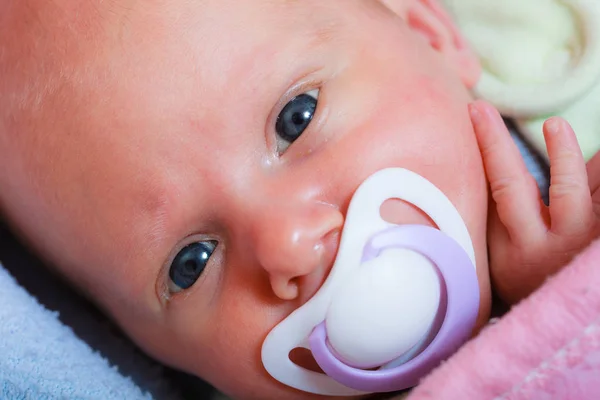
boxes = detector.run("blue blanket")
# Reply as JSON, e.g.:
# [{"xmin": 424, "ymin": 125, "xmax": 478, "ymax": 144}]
[{"xmin": 0, "ymin": 264, "xmax": 155, "ymax": 400}]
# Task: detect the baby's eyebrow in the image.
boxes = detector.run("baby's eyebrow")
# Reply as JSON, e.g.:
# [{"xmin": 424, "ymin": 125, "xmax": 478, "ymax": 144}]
[
  {"xmin": 309, "ymin": 21, "xmax": 340, "ymax": 49},
  {"xmin": 133, "ymin": 179, "xmax": 175, "ymax": 258},
  {"xmin": 278, "ymin": 1, "xmax": 343, "ymax": 50}
]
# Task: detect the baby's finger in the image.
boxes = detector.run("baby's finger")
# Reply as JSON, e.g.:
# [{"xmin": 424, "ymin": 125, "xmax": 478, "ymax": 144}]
[
  {"xmin": 545, "ymin": 118, "xmax": 593, "ymax": 236},
  {"xmin": 469, "ymin": 101, "xmax": 546, "ymax": 245},
  {"xmin": 586, "ymin": 149, "xmax": 600, "ymax": 194}
]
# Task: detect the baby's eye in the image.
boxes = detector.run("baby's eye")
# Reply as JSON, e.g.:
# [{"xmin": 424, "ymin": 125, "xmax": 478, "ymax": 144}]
[
  {"xmin": 275, "ymin": 89, "xmax": 319, "ymax": 152},
  {"xmin": 168, "ymin": 240, "xmax": 217, "ymax": 292}
]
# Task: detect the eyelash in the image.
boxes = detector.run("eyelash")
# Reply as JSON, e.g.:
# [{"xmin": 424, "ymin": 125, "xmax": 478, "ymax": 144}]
[
  {"xmin": 270, "ymin": 79, "xmax": 324, "ymax": 155},
  {"xmin": 158, "ymin": 235, "xmax": 221, "ymax": 303}
]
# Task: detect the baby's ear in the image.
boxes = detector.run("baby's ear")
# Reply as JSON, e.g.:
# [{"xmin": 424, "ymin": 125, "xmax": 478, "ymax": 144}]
[{"xmin": 381, "ymin": 0, "xmax": 481, "ymax": 88}]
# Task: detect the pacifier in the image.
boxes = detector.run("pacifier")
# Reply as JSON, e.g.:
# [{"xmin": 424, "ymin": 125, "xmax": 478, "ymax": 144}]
[{"xmin": 261, "ymin": 168, "xmax": 480, "ymax": 396}]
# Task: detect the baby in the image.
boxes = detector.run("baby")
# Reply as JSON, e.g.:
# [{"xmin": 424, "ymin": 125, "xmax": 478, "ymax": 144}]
[{"xmin": 1, "ymin": 0, "xmax": 599, "ymax": 399}]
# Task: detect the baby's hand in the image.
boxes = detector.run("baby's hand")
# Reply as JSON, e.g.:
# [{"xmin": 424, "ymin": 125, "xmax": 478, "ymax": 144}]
[{"xmin": 469, "ymin": 100, "xmax": 600, "ymax": 304}]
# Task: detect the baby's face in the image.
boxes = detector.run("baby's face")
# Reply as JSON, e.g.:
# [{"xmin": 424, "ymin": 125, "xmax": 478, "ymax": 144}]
[{"xmin": 1, "ymin": 0, "xmax": 489, "ymax": 398}]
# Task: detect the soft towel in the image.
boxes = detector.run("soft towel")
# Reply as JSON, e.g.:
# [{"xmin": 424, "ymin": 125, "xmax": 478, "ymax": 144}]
[
  {"xmin": 443, "ymin": 0, "xmax": 600, "ymax": 161},
  {"xmin": 0, "ymin": 263, "xmax": 154, "ymax": 400}
]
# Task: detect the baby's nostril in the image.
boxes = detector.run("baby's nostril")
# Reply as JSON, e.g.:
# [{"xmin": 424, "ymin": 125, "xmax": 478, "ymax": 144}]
[{"xmin": 289, "ymin": 347, "xmax": 324, "ymax": 374}]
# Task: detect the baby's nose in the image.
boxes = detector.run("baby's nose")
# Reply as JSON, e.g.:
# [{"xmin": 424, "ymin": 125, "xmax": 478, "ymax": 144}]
[{"xmin": 253, "ymin": 201, "xmax": 344, "ymax": 301}]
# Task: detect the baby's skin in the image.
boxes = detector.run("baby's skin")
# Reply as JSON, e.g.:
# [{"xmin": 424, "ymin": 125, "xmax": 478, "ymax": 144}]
[
  {"xmin": 471, "ymin": 100, "xmax": 600, "ymax": 305},
  {"xmin": 0, "ymin": 0, "xmax": 598, "ymax": 399}
]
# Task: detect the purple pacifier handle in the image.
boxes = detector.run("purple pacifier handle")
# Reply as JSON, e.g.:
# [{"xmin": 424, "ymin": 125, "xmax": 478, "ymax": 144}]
[{"xmin": 308, "ymin": 225, "xmax": 479, "ymax": 393}]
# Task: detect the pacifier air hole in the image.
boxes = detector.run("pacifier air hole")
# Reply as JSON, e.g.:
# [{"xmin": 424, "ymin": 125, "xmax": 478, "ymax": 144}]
[
  {"xmin": 380, "ymin": 198, "xmax": 438, "ymax": 228},
  {"xmin": 289, "ymin": 347, "xmax": 381, "ymax": 375},
  {"xmin": 289, "ymin": 348, "xmax": 323, "ymax": 374}
]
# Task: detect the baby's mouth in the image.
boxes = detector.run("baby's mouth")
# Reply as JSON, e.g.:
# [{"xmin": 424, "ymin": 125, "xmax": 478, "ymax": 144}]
[
  {"xmin": 291, "ymin": 199, "xmax": 437, "ymax": 374},
  {"xmin": 261, "ymin": 168, "xmax": 479, "ymax": 396}
]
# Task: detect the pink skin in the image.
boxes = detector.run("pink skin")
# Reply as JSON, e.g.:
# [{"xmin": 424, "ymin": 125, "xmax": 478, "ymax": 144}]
[
  {"xmin": 470, "ymin": 101, "xmax": 600, "ymax": 305},
  {"xmin": 0, "ymin": 0, "xmax": 495, "ymax": 398}
]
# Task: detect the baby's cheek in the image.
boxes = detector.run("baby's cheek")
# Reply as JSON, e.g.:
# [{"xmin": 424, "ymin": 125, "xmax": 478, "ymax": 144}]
[
  {"xmin": 176, "ymin": 301, "xmax": 281, "ymax": 396},
  {"xmin": 461, "ymin": 184, "xmax": 492, "ymax": 331}
]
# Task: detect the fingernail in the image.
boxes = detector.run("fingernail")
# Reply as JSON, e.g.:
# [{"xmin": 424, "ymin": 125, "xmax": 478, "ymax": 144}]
[
  {"xmin": 468, "ymin": 104, "xmax": 480, "ymax": 122},
  {"xmin": 545, "ymin": 118, "xmax": 561, "ymax": 136}
]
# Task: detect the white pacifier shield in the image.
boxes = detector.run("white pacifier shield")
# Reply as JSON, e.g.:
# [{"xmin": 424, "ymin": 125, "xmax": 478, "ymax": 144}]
[
  {"xmin": 326, "ymin": 248, "xmax": 441, "ymax": 369},
  {"xmin": 261, "ymin": 168, "xmax": 476, "ymax": 396}
]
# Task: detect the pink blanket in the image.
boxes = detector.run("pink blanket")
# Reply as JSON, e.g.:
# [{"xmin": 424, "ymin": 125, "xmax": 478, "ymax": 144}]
[{"xmin": 408, "ymin": 239, "xmax": 600, "ymax": 400}]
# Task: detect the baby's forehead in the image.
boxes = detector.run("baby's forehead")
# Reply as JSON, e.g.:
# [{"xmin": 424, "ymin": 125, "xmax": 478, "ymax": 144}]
[
  {"xmin": 1, "ymin": 0, "xmax": 353, "ymax": 206},
  {"xmin": 2, "ymin": 0, "xmax": 376, "ymax": 200},
  {"xmin": 2, "ymin": 0, "xmax": 353, "ymax": 138},
  {"xmin": 2, "ymin": 0, "xmax": 346, "ymax": 94}
]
